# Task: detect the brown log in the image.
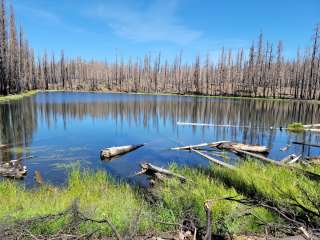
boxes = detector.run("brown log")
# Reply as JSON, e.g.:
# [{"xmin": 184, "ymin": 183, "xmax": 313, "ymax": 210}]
[
  {"xmin": 100, "ymin": 144, "xmax": 144, "ymax": 160},
  {"xmin": 0, "ymin": 144, "xmax": 8, "ymax": 149},
  {"xmin": 136, "ymin": 163, "xmax": 187, "ymax": 182},
  {"xmin": 34, "ymin": 170, "xmax": 44, "ymax": 185},
  {"xmin": 216, "ymin": 142, "xmax": 269, "ymax": 153},
  {"xmin": 0, "ymin": 160, "xmax": 27, "ymax": 179}
]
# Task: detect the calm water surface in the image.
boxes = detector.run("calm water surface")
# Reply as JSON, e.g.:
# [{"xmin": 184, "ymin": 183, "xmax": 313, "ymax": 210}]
[{"xmin": 1, "ymin": 92, "xmax": 320, "ymax": 187}]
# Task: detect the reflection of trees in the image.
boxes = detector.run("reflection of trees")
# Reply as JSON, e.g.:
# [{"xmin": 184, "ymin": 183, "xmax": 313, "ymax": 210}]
[
  {"xmin": 37, "ymin": 94, "xmax": 320, "ymax": 145},
  {"xmin": 1, "ymin": 93, "xmax": 320, "ymax": 163},
  {"xmin": 0, "ymin": 97, "xmax": 38, "ymax": 161}
]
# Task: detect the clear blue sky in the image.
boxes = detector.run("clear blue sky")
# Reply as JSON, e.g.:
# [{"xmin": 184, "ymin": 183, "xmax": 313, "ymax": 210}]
[{"xmin": 12, "ymin": 0, "xmax": 320, "ymax": 62}]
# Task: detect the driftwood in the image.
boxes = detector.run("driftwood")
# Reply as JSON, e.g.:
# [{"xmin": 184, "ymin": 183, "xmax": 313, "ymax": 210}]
[
  {"xmin": 100, "ymin": 144, "xmax": 144, "ymax": 160},
  {"xmin": 215, "ymin": 142, "xmax": 269, "ymax": 153},
  {"xmin": 280, "ymin": 154, "xmax": 298, "ymax": 164},
  {"xmin": 171, "ymin": 141, "xmax": 230, "ymax": 151},
  {"xmin": 172, "ymin": 141, "xmax": 268, "ymax": 153},
  {"xmin": 0, "ymin": 144, "xmax": 8, "ymax": 149},
  {"xmin": 305, "ymin": 156, "xmax": 320, "ymax": 165},
  {"xmin": 34, "ymin": 170, "xmax": 44, "ymax": 185},
  {"xmin": 191, "ymin": 149, "xmax": 235, "ymax": 169},
  {"xmin": 303, "ymin": 123, "xmax": 320, "ymax": 128},
  {"xmin": 305, "ymin": 129, "xmax": 320, "ymax": 133},
  {"xmin": 177, "ymin": 121, "xmax": 250, "ymax": 128},
  {"xmin": 236, "ymin": 150, "xmax": 320, "ymax": 181},
  {"xmin": 0, "ymin": 159, "xmax": 27, "ymax": 179},
  {"xmin": 135, "ymin": 163, "xmax": 186, "ymax": 182},
  {"xmin": 280, "ymin": 144, "xmax": 291, "ymax": 151},
  {"xmin": 287, "ymin": 155, "xmax": 302, "ymax": 165}
]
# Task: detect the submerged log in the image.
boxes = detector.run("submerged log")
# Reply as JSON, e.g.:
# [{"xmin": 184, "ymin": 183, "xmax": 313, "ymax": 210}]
[
  {"xmin": 292, "ymin": 141, "xmax": 320, "ymax": 148},
  {"xmin": 191, "ymin": 149, "xmax": 235, "ymax": 169},
  {"xmin": 136, "ymin": 163, "xmax": 187, "ymax": 182},
  {"xmin": 0, "ymin": 160, "xmax": 27, "ymax": 179},
  {"xmin": 215, "ymin": 142, "xmax": 269, "ymax": 153},
  {"xmin": 100, "ymin": 144, "xmax": 144, "ymax": 160}
]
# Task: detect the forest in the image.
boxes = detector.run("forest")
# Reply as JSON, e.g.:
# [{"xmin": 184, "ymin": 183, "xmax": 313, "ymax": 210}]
[{"xmin": 0, "ymin": 0, "xmax": 320, "ymax": 99}]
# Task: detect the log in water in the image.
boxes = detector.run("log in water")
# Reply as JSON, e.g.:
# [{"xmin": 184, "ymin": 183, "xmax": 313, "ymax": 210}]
[{"xmin": 100, "ymin": 144, "xmax": 144, "ymax": 160}]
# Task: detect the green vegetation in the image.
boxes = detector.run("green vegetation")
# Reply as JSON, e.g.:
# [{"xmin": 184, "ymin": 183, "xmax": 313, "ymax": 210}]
[
  {"xmin": 287, "ymin": 122, "xmax": 305, "ymax": 132},
  {"xmin": 0, "ymin": 170, "xmax": 163, "ymax": 236},
  {"xmin": 0, "ymin": 162, "xmax": 319, "ymax": 238},
  {"xmin": 158, "ymin": 165, "xmax": 278, "ymax": 235},
  {"xmin": 0, "ymin": 90, "xmax": 39, "ymax": 103},
  {"xmin": 209, "ymin": 161, "xmax": 320, "ymax": 230}
]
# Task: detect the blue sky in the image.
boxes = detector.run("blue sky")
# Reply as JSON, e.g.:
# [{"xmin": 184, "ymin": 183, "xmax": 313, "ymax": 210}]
[{"xmin": 12, "ymin": 0, "xmax": 320, "ymax": 62}]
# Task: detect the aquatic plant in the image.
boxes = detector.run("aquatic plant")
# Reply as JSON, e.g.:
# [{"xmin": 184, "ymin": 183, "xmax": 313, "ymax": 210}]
[{"xmin": 287, "ymin": 122, "xmax": 305, "ymax": 132}]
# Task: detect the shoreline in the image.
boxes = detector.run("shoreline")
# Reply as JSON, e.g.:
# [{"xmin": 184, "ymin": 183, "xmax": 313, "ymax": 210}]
[
  {"xmin": 3, "ymin": 89, "xmax": 319, "ymax": 104},
  {"xmin": 0, "ymin": 90, "xmax": 39, "ymax": 103}
]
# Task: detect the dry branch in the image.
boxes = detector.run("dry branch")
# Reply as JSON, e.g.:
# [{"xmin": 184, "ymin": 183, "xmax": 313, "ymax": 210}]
[{"xmin": 191, "ymin": 149, "xmax": 235, "ymax": 169}]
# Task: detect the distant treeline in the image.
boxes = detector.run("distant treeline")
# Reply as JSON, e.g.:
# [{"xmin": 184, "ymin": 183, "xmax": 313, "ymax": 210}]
[{"xmin": 0, "ymin": 0, "xmax": 319, "ymax": 99}]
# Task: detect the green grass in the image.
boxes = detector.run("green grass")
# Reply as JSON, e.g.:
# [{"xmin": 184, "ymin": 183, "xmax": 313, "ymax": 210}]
[
  {"xmin": 0, "ymin": 90, "xmax": 39, "ymax": 103},
  {"xmin": 0, "ymin": 169, "xmax": 166, "ymax": 236},
  {"xmin": 287, "ymin": 122, "xmax": 305, "ymax": 132},
  {"xmin": 209, "ymin": 161, "xmax": 320, "ymax": 225},
  {"xmin": 156, "ymin": 164, "xmax": 278, "ymax": 235},
  {"xmin": 0, "ymin": 163, "xmax": 318, "ymax": 237}
]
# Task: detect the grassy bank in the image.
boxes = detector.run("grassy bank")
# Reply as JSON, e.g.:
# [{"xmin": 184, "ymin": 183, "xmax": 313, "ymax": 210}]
[
  {"xmin": 0, "ymin": 170, "xmax": 165, "ymax": 236},
  {"xmin": 0, "ymin": 162, "xmax": 319, "ymax": 238},
  {"xmin": 0, "ymin": 90, "xmax": 39, "ymax": 103}
]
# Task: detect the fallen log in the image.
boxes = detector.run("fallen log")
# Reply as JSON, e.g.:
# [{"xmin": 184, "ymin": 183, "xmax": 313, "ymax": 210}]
[
  {"xmin": 292, "ymin": 141, "xmax": 320, "ymax": 148},
  {"xmin": 0, "ymin": 160, "xmax": 27, "ymax": 179},
  {"xmin": 171, "ymin": 141, "xmax": 230, "ymax": 151},
  {"xmin": 34, "ymin": 170, "xmax": 44, "ymax": 185},
  {"xmin": 287, "ymin": 155, "xmax": 302, "ymax": 165},
  {"xmin": 280, "ymin": 154, "xmax": 298, "ymax": 164},
  {"xmin": 100, "ymin": 144, "xmax": 144, "ymax": 160},
  {"xmin": 215, "ymin": 142, "xmax": 269, "ymax": 153},
  {"xmin": 305, "ymin": 129, "xmax": 320, "ymax": 133},
  {"xmin": 135, "ymin": 163, "xmax": 187, "ymax": 182},
  {"xmin": 177, "ymin": 121, "xmax": 250, "ymax": 128},
  {"xmin": 305, "ymin": 156, "xmax": 320, "ymax": 165},
  {"xmin": 280, "ymin": 144, "xmax": 291, "ymax": 152},
  {"xmin": 191, "ymin": 149, "xmax": 236, "ymax": 169},
  {"xmin": 303, "ymin": 123, "xmax": 320, "ymax": 128},
  {"xmin": 0, "ymin": 144, "xmax": 8, "ymax": 149},
  {"xmin": 236, "ymin": 150, "xmax": 320, "ymax": 181}
]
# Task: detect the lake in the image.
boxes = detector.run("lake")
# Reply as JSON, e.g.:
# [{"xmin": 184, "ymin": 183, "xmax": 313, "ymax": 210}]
[{"xmin": 1, "ymin": 92, "xmax": 320, "ymax": 187}]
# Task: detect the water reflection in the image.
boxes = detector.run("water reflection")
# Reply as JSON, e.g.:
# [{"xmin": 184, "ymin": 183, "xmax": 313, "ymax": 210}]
[{"xmin": 0, "ymin": 92, "xmax": 320, "ymax": 186}]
